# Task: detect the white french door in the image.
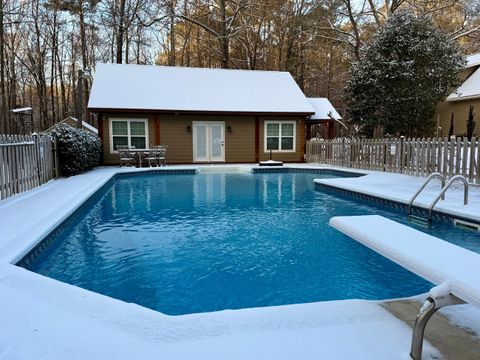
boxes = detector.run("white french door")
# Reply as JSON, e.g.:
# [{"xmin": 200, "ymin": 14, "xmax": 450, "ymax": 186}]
[{"xmin": 193, "ymin": 122, "xmax": 225, "ymax": 162}]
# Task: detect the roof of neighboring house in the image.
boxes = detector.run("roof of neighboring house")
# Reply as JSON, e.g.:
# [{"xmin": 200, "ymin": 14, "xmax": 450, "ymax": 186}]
[
  {"xmin": 466, "ymin": 53, "xmax": 480, "ymax": 68},
  {"xmin": 307, "ymin": 98, "xmax": 341, "ymax": 120},
  {"xmin": 88, "ymin": 63, "xmax": 315, "ymax": 115},
  {"xmin": 43, "ymin": 116, "xmax": 98, "ymax": 134},
  {"xmin": 447, "ymin": 67, "xmax": 480, "ymax": 102}
]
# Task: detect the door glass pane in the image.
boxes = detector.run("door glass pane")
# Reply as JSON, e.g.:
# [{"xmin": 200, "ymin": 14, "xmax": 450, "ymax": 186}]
[
  {"xmin": 281, "ymin": 137, "xmax": 293, "ymax": 150},
  {"xmin": 131, "ymin": 136, "xmax": 146, "ymax": 149},
  {"xmin": 196, "ymin": 125, "xmax": 207, "ymax": 158},
  {"xmin": 113, "ymin": 137, "xmax": 128, "ymax": 150},
  {"xmin": 112, "ymin": 121, "xmax": 128, "ymax": 136},
  {"xmin": 267, "ymin": 124, "xmax": 279, "ymax": 136},
  {"xmin": 211, "ymin": 125, "xmax": 222, "ymax": 158},
  {"xmin": 130, "ymin": 121, "xmax": 146, "ymax": 136},
  {"xmin": 281, "ymin": 124, "xmax": 294, "ymax": 136},
  {"xmin": 267, "ymin": 137, "xmax": 279, "ymax": 150}
]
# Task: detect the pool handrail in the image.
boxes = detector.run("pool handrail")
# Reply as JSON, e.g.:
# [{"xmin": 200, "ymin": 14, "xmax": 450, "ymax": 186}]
[
  {"xmin": 407, "ymin": 172, "xmax": 445, "ymax": 216},
  {"xmin": 427, "ymin": 175, "xmax": 468, "ymax": 222}
]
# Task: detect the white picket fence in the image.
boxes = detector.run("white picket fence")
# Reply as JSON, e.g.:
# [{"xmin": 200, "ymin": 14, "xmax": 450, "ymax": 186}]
[
  {"xmin": 306, "ymin": 137, "xmax": 480, "ymax": 184},
  {"xmin": 0, "ymin": 134, "xmax": 56, "ymax": 200}
]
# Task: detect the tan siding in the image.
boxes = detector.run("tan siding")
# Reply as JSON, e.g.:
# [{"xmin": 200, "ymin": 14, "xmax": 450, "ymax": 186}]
[
  {"xmin": 435, "ymin": 99, "xmax": 480, "ymax": 137},
  {"xmin": 158, "ymin": 115, "xmax": 193, "ymax": 163},
  {"xmin": 223, "ymin": 116, "xmax": 255, "ymax": 162},
  {"xmin": 433, "ymin": 66, "xmax": 480, "ymax": 137},
  {"xmin": 259, "ymin": 116, "xmax": 305, "ymax": 162},
  {"xmin": 160, "ymin": 114, "xmax": 256, "ymax": 163},
  {"xmin": 100, "ymin": 113, "xmax": 306, "ymax": 164}
]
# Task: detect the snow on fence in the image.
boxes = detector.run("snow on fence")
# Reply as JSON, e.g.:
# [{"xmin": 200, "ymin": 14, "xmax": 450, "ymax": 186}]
[
  {"xmin": 0, "ymin": 134, "xmax": 56, "ymax": 200},
  {"xmin": 306, "ymin": 137, "xmax": 480, "ymax": 184}
]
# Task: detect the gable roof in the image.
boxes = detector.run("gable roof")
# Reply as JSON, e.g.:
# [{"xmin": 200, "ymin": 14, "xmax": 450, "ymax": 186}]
[
  {"xmin": 447, "ymin": 67, "xmax": 480, "ymax": 102},
  {"xmin": 88, "ymin": 63, "xmax": 315, "ymax": 115},
  {"xmin": 466, "ymin": 53, "xmax": 480, "ymax": 68},
  {"xmin": 307, "ymin": 98, "xmax": 341, "ymax": 120},
  {"xmin": 43, "ymin": 116, "xmax": 98, "ymax": 134}
]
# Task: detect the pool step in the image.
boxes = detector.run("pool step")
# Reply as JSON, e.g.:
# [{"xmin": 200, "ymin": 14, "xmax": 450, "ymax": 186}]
[
  {"xmin": 198, "ymin": 167, "xmax": 250, "ymax": 174},
  {"xmin": 408, "ymin": 214, "xmax": 431, "ymax": 228}
]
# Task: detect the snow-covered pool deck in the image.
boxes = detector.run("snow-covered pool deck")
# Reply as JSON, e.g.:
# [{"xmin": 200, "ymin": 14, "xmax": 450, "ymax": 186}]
[
  {"xmin": 314, "ymin": 170, "xmax": 480, "ymax": 223},
  {"xmin": 0, "ymin": 164, "xmax": 479, "ymax": 359}
]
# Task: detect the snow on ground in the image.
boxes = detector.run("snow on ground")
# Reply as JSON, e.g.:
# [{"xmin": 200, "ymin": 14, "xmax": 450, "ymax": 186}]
[
  {"xmin": 1, "ymin": 164, "xmax": 478, "ymax": 359},
  {"xmin": 0, "ymin": 264, "xmax": 441, "ymax": 360},
  {"xmin": 440, "ymin": 305, "xmax": 480, "ymax": 341}
]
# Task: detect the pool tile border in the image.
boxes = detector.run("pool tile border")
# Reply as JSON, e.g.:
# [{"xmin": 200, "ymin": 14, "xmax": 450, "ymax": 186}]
[
  {"xmin": 314, "ymin": 182, "xmax": 480, "ymax": 226},
  {"xmin": 16, "ymin": 169, "xmax": 196, "ymax": 268}
]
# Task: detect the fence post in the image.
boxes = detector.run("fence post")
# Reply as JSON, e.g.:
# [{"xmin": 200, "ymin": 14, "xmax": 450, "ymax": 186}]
[
  {"xmin": 32, "ymin": 132, "xmax": 42, "ymax": 185},
  {"xmin": 53, "ymin": 136, "xmax": 60, "ymax": 178}
]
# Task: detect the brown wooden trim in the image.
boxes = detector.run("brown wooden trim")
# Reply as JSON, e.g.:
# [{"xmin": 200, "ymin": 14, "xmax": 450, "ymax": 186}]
[
  {"xmin": 154, "ymin": 114, "xmax": 160, "ymax": 145},
  {"xmin": 90, "ymin": 108, "xmax": 314, "ymax": 117},
  {"xmin": 98, "ymin": 113, "xmax": 104, "ymax": 140},
  {"xmin": 255, "ymin": 116, "xmax": 259, "ymax": 163},
  {"xmin": 97, "ymin": 114, "xmax": 104, "ymax": 165}
]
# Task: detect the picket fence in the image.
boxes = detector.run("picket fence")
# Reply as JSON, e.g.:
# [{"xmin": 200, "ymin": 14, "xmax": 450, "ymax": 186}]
[
  {"xmin": 0, "ymin": 134, "xmax": 56, "ymax": 200},
  {"xmin": 306, "ymin": 137, "xmax": 480, "ymax": 184}
]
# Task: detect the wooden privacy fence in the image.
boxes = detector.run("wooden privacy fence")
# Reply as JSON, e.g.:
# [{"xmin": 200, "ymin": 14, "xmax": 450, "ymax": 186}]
[
  {"xmin": 306, "ymin": 137, "xmax": 480, "ymax": 184},
  {"xmin": 0, "ymin": 134, "xmax": 56, "ymax": 200}
]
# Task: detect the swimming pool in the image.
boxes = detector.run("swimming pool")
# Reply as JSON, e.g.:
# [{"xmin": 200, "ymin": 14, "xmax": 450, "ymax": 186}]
[{"xmin": 21, "ymin": 171, "xmax": 480, "ymax": 315}]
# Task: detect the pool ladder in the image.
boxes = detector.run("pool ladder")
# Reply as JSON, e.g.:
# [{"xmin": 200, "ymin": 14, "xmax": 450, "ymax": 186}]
[{"xmin": 408, "ymin": 173, "xmax": 469, "ymax": 224}]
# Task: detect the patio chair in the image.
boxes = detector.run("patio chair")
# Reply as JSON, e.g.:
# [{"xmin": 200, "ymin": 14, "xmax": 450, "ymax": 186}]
[
  {"xmin": 144, "ymin": 149, "xmax": 159, "ymax": 167},
  {"xmin": 149, "ymin": 145, "xmax": 167, "ymax": 166},
  {"xmin": 157, "ymin": 145, "xmax": 168, "ymax": 166},
  {"xmin": 117, "ymin": 145, "xmax": 137, "ymax": 167}
]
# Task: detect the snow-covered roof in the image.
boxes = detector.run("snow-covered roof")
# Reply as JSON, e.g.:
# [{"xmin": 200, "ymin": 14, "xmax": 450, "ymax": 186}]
[
  {"xmin": 307, "ymin": 98, "xmax": 341, "ymax": 120},
  {"xmin": 88, "ymin": 63, "xmax": 315, "ymax": 115},
  {"xmin": 68, "ymin": 116, "xmax": 98, "ymax": 134},
  {"xmin": 447, "ymin": 67, "xmax": 480, "ymax": 102},
  {"xmin": 10, "ymin": 107, "xmax": 32, "ymax": 113},
  {"xmin": 466, "ymin": 53, "xmax": 480, "ymax": 68}
]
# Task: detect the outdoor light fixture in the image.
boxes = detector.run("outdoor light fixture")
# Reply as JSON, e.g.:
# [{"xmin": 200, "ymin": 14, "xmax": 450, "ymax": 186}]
[
  {"xmin": 227, "ymin": 125, "xmax": 232, "ymax": 133},
  {"xmin": 187, "ymin": 125, "xmax": 192, "ymax": 133}
]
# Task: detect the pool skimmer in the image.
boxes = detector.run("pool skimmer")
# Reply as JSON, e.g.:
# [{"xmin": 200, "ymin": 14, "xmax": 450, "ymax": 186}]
[{"xmin": 453, "ymin": 219, "xmax": 480, "ymax": 232}]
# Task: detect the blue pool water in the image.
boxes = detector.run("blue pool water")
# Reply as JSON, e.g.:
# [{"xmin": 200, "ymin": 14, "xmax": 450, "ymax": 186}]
[{"xmin": 24, "ymin": 172, "xmax": 480, "ymax": 315}]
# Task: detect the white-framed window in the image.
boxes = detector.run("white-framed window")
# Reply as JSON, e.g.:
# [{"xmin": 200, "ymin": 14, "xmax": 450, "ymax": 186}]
[
  {"xmin": 264, "ymin": 121, "xmax": 296, "ymax": 152},
  {"xmin": 109, "ymin": 118, "xmax": 149, "ymax": 153}
]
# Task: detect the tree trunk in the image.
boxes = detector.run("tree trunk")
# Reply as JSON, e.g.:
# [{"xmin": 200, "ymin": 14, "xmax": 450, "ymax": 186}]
[
  {"xmin": 0, "ymin": 1, "xmax": 8, "ymax": 133},
  {"xmin": 219, "ymin": 0, "xmax": 229, "ymax": 68},
  {"xmin": 116, "ymin": 0, "xmax": 127, "ymax": 64}
]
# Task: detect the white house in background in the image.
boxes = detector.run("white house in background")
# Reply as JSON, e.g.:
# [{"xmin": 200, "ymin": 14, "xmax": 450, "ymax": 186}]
[
  {"xmin": 435, "ymin": 53, "xmax": 480, "ymax": 136},
  {"xmin": 306, "ymin": 98, "xmax": 342, "ymax": 139}
]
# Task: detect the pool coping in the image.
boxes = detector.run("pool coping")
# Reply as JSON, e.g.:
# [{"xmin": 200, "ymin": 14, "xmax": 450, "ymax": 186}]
[{"xmin": 1, "ymin": 164, "xmax": 479, "ymax": 359}]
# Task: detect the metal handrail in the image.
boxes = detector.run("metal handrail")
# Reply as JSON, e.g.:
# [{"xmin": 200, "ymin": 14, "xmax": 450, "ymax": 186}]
[
  {"xmin": 427, "ymin": 175, "xmax": 469, "ymax": 222},
  {"xmin": 408, "ymin": 172, "xmax": 446, "ymax": 216}
]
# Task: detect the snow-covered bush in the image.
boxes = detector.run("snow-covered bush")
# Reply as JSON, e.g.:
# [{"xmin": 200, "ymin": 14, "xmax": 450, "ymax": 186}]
[
  {"xmin": 344, "ymin": 10, "xmax": 465, "ymax": 137},
  {"xmin": 48, "ymin": 123, "xmax": 102, "ymax": 176}
]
